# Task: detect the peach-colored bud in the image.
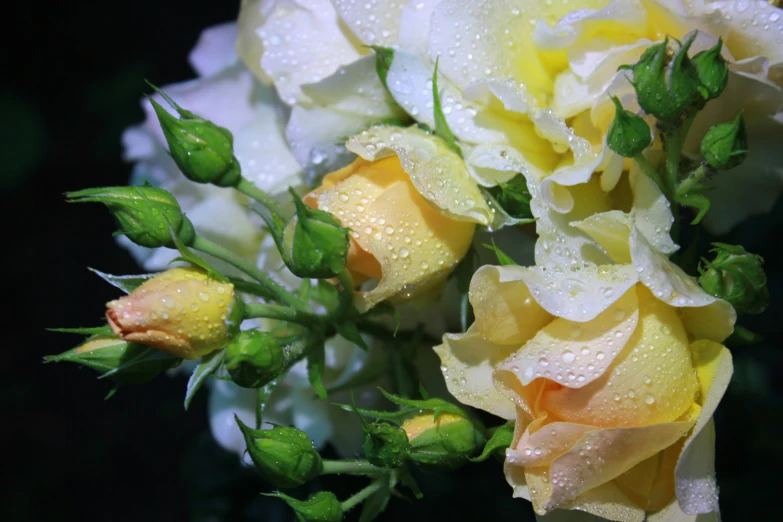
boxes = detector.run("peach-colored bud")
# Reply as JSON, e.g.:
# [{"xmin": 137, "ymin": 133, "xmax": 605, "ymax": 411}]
[{"xmin": 106, "ymin": 267, "xmax": 235, "ymax": 360}]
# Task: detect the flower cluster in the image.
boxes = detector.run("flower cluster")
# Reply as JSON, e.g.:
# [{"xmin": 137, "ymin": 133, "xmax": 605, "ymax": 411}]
[{"xmin": 49, "ymin": 0, "xmax": 781, "ymax": 521}]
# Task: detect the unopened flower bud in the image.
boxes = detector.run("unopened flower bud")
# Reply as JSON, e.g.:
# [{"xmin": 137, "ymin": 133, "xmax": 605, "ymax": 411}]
[
  {"xmin": 625, "ymin": 32, "xmax": 701, "ymax": 124},
  {"xmin": 701, "ymin": 112, "xmax": 748, "ymax": 170},
  {"xmin": 270, "ymin": 491, "xmax": 343, "ymax": 522},
  {"xmin": 236, "ymin": 416, "xmax": 323, "ymax": 488},
  {"xmin": 225, "ymin": 329, "xmax": 284, "ymax": 388},
  {"xmin": 401, "ymin": 412, "xmax": 484, "ymax": 470},
  {"xmin": 66, "ymin": 186, "xmax": 195, "ymax": 248},
  {"xmin": 699, "ymin": 242, "xmax": 768, "ymax": 315},
  {"xmin": 106, "ymin": 267, "xmax": 235, "ymax": 360},
  {"xmin": 268, "ymin": 190, "xmax": 349, "ymax": 279},
  {"xmin": 606, "ymin": 97, "xmax": 652, "ymax": 158},
  {"xmin": 693, "ymin": 38, "xmax": 729, "ymax": 101},
  {"xmin": 148, "ymin": 86, "xmax": 241, "ymax": 187},
  {"xmin": 364, "ymin": 423, "xmax": 410, "ymax": 469},
  {"xmin": 44, "ymin": 335, "xmax": 178, "ymax": 384}
]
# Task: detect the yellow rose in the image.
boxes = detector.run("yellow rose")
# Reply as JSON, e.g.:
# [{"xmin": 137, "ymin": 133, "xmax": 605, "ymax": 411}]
[
  {"xmin": 305, "ymin": 125, "xmax": 492, "ymax": 311},
  {"xmin": 106, "ymin": 267, "xmax": 235, "ymax": 360},
  {"xmin": 435, "ymin": 213, "xmax": 735, "ymax": 520}
]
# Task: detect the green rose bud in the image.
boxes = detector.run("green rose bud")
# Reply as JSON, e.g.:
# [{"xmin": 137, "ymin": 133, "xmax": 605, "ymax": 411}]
[
  {"xmin": 225, "ymin": 330, "xmax": 284, "ymax": 388},
  {"xmin": 364, "ymin": 423, "xmax": 410, "ymax": 469},
  {"xmin": 270, "ymin": 491, "xmax": 343, "ymax": 522},
  {"xmin": 44, "ymin": 335, "xmax": 179, "ymax": 384},
  {"xmin": 236, "ymin": 416, "xmax": 323, "ymax": 488},
  {"xmin": 147, "ymin": 85, "xmax": 241, "ymax": 187},
  {"xmin": 700, "ymin": 112, "xmax": 748, "ymax": 170},
  {"xmin": 66, "ymin": 186, "xmax": 195, "ymax": 248},
  {"xmin": 401, "ymin": 412, "xmax": 485, "ymax": 470},
  {"xmin": 266, "ymin": 189, "xmax": 350, "ymax": 279},
  {"xmin": 699, "ymin": 242, "xmax": 768, "ymax": 315},
  {"xmin": 692, "ymin": 38, "xmax": 729, "ymax": 101},
  {"xmin": 606, "ymin": 97, "xmax": 653, "ymax": 158},
  {"xmin": 625, "ymin": 31, "xmax": 701, "ymax": 125}
]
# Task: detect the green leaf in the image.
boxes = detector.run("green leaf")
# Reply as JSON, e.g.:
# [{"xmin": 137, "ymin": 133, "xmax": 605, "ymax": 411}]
[
  {"xmin": 483, "ymin": 240, "xmax": 518, "ymax": 266},
  {"xmin": 88, "ymin": 267, "xmax": 154, "ymax": 293},
  {"xmin": 369, "ymin": 45, "xmax": 394, "ymax": 91},
  {"xmin": 469, "ymin": 421, "xmax": 514, "ymax": 462},
  {"xmin": 334, "ymin": 320, "xmax": 369, "ymax": 351},
  {"xmin": 307, "ymin": 342, "xmax": 328, "ymax": 400},
  {"xmin": 432, "ymin": 58, "xmax": 461, "ymax": 155},
  {"xmin": 184, "ymin": 349, "xmax": 226, "ymax": 410}
]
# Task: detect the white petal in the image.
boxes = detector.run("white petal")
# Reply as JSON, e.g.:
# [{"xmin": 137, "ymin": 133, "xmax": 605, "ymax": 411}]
[
  {"xmin": 207, "ymin": 379, "xmax": 258, "ymax": 456},
  {"xmin": 397, "ymin": 0, "xmax": 441, "ymax": 55},
  {"xmin": 331, "ymin": 0, "xmax": 407, "ymax": 47},
  {"xmin": 629, "ymin": 167, "xmax": 678, "ymax": 255},
  {"xmin": 188, "ymin": 22, "xmax": 239, "ymax": 77}
]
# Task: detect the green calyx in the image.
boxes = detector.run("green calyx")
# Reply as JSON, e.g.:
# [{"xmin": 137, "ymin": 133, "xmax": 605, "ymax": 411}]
[
  {"xmin": 147, "ymin": 83, "xmax": 241, "ymax": 187},
  {"xmin": 364, "ymin": 423, "xmax": 411, "ymax": 469},
  {"xmin": 625, "ymin": 31, "xmax": 701, "ymax": 125},
  {"xmin": 66, "ymin": 185, "xmax": 195, "ymax": 248},
  {"xmin": 44, "ymin": 335, "xmax": 179, "ymax": 384},
  {"xmin": 236, "ymin": 416, "xmax": 323, "ymax": 488},
  {"xmin": 607, "ymin": 96, "xmax": 652, "ymax": 158},
  {"xmin": 225, "ymin": 329, "xmax": 284, "ymax": 388},
  {"xmin": 265, "ymin": 189, "xmax": 350, "ymax": 279},
  {"xmin": 692, "ymin": 38, "xmax": 729, "ymax": 101},
  {"xmin": 699, "ymin": 242, "xmax": 768, "ymax": 315},
  {"xmin": 701, "ymin": 112, "xmax": 748, "ymax": 170},
  {"xmin": 267, "ymin": 491, "xmax": 343, "ymax": 522}
]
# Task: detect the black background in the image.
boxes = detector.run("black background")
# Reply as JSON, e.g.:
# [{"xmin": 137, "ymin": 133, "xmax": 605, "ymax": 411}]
[{"xmin": 3, "ymin": 1, "xmax": 782, "ymax": 521}]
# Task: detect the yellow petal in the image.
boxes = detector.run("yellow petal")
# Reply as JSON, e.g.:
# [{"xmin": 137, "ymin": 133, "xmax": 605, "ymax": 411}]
[
  {"xmin": 542, "ymin": 285, "xmax": 698, "ymax": 428},
  {"xmin": 346, "ymin": 125, "xmax": 493, "ymax": 225},
  {"xmin": 469, "ymin": 265, "xmax": 553, "ymax": 345},
  {"xmin": 571, "ymin": 210, "xmax": 632, "ymax": 264},
  {"xmin": 496, "ymin": 286, "xmax": 639, "ymax": 390},
  {"xmin": 433, "ymin": 325, "xmax": 517, "ymax": 420},
  {"xmin": 615, "ymin": 442, "xmax": 680, "ymax": 512}
]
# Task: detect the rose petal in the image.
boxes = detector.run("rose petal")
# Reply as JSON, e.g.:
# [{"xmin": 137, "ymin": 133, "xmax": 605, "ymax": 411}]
[
  {"xmin": 331, "ymin": 0, "xmax": 406, "ymax": 47},
  {"xmin": 433, "ymin": 325, "xmax": 518, "ymax": 420},
  {"xmin": 188, "ymin": 22, "xmax": 239, "ymax": 77}
]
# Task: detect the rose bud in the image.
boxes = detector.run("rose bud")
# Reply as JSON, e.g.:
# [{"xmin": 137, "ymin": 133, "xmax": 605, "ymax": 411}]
[
  {"xmin": 66, "ymin": 186, "xmax": 195, "ymax": 248},
  {"xmin": 225, "ymin": 329, "xmax": 284, "ymax": 388},
  {"xmin": 105, "ymin": 267, "xmax": 235, "ymax": 360},
  {"xmin": 304, "ymin": 125, "xmax": 492, "ymax": 312},
  {"xmin": 235, "ymin": 416, "xmax": 323, "ymax": 488},
  {"xmin": 401, "ymin": 412, "xmax": 485, "ymax": 470},
  {"xmin": 363, "ymin": 422, "xmax": 410, "ymax": 469}
]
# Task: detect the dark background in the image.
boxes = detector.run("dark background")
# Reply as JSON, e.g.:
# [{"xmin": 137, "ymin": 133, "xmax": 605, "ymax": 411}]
[{"xmin": 2, "ymin": 2, "xmax": 781, "ymax": 521}]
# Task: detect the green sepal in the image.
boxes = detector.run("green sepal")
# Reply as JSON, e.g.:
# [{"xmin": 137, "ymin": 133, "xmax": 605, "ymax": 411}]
[
  {"xmin": 44, "ymin": 335, "xmax": 179, "ymax": 384},
  {"xmin": 88, "ymin": 268, "xmax": 155, "ymax": 293},
  {"xmin": 626, "ymin": 31, "xmax": 701, "ymax": 125},
  {"xmin": 484, "ymin": 174, "xmax": 535, "ymax": 228},
  {"xmin": 225, "ymin": 329, "xmax": 284, "ymax": 389},
  {"xmin": 146, "ymin": 82, "xmax": 241, "ymax": 187},
  {"xmin": 334, "ymin": 320, "xmax": 369, "ymax": 351},
  {"xmin": 66, "ymin": 185, "xmax": 195, "ymax": 248},
  {"xmin": 606, "ymin": 96, "xmax": 652, "ymax": 158},
  {"xmin": 358, "ymin": 476, "xmax": 394, "ymax": 522},
  {"xmin": 406, "ymin": 415, "xmax": 485, "ymax": 470},
  {"xmin": 469, "ymin": 421, "xmax": 514, "ymax": 462},
  {"xmin": 678, "ymin": 192, "xmax": 711, "ymax": 225},
  {"xmin": 432, "ymin": 58, "xmax": 461, "ymax": 155},
  {"xmin": 364, "ymin": 423, "xmax": 411, "ymax": 469},
  {"xmin": 266, "ymin": 491, "xmax": 343, "ymax": 522},
  {"xmin": 48, "ymin": 325, "xmax": 114, "ymax": 336},
  {"xmin": 236, "ymin": 416, "xmax": 323, "ymax": 488},
  {"xmin": 692, "ymin": 38, "xmax": 728, "ymax": 101},
  {"xmin": 699, "ymin": 242, "xmax": 768, "ymax": 315},
  {"xmin": 369, "ymin": 45, "xmax": 394, "ymax": 92},
  {"xmin": 307, "ymin": 342, "xmax": 328, "ymax": 400},
  {"xmin": 700, "ymin": 112, "xmax": 748, "ymax": 170},
  {"xmin": 168, "ymin": 223, "xmax": 228, "ymax": 283},
  {"xmin": 184, "ymin": 349, "xmax": 226, "ymax": 410},
  {"xmin": 398, "ymin": 471, "xmax": 424, "ymax": 500},
  {"xmin": 483, "ymin": 239, "xmax": 518, "ymax": 266}
]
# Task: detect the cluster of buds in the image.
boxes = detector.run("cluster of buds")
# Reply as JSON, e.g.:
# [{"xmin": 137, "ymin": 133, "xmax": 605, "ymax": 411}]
[{"xmin": 700, "ymin": 243, "xmax": 769, "ymax": 315}]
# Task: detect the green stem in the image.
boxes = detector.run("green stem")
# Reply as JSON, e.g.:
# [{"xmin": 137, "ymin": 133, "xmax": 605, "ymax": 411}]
[
  {"xmin": 236, "ymin": 177, "xmax": 289, "ymax": 220},
  {"xmin": 676, "ymin": 165, "xmax": 708, "ymax": 200},
  {"xmin": 244, "ymin": 302, "xmax": 323, "ymax": 326},
  {"xmin": 340, "ymin": 478, "xmax": 386, "ymax": 512},
  {"xmin": 664, "ymin": 126, "xmax": 682, "ymax": 200},
  {"xmin": 191, "ymin": 235, "xmax": 306, "ymax": 310},
  {"xmin": 321, "ymin": 459, "xmax": 390, "ymax": 476},
  {"xmin": 633, "ymin": 154, "xmax": 666, "ymax": 195}
]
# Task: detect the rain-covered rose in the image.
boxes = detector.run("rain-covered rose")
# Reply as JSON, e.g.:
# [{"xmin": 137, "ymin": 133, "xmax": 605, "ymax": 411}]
[
  {"xmin": 436, "ymin": 209, "xmax": 735, "ymax": 520},
  {"xmin": 385, "ymin": 0, "xmax": 783, "ymax": 235},
  {"xmin": 120, "ymin": 22, "xmax": 301, "ymax": 271},
  {"xmin": 304, "ymin": 125, "xmax": 493, "ymax": 312},
  {"xmin": 106, "ymin": 267, "xmax": 235, "ymax": 360}
]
